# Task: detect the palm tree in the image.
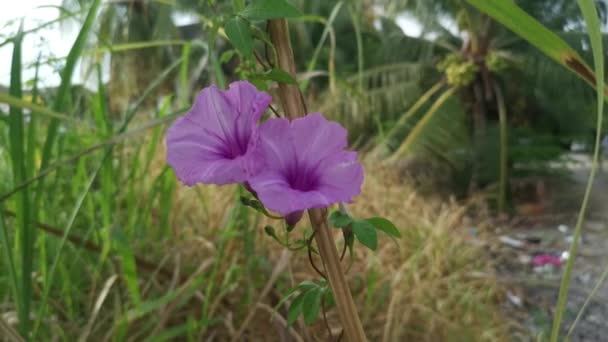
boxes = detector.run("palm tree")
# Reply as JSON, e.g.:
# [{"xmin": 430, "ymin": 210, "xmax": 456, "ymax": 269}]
[{"xmin": 314, "ymin": 0, "xmax": 602, "ymax": 209}]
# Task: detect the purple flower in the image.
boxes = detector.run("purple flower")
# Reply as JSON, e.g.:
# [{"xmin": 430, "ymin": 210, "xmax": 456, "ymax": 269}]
[
  {"xmin": 248, "ymin": 113, "xmax": 364, "ymax": 216},
  {"xmin": 166, "ymin": 81, "xmax": 271, "ymax": 186}
]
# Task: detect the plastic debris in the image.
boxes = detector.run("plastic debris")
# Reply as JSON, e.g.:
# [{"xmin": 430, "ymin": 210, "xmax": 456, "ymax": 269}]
[
  {"xmin": 560, "ymin": 251, "xmax": 570, "ymax": 262},
  {"xmin": 500, "ymin": 235, "xmax": 525, "ymax": 248},
  {"xmin": 532, "ymin": 254, "xmax": 562, "ymax": 267},
  {"xmin": 507, "ymin": 291, "xmax": 523, "ymax": 307},
  {"xmin": 518, "ymin": 254, "xmax": 532, "ymax": 264}
]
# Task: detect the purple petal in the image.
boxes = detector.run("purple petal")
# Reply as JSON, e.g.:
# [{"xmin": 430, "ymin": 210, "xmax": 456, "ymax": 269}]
[
  {"xmin": 166, "ymin": 81, "xmax": 271, "ymax": 186},
  {"xmin": 167, "ymin": 116, "xmax": 248, "ymax": 185},
  {"xmin": 291, "ymin": 113, "xmax": 348, "ymax": 165},
  {"xmin": 249, "ymin": 171, "xmax": 332, "ymax": 215},
  {"xmin": 253, "ymin": 118, "xmax": 296, "ymax": 172},
  {"xmin": 248, "ymin": 113, "xmax": 364, "ymax": 214},
  {"xmin": 316, "ymin": 151, "xmax": 364, "ymax": 203},
  {"xmin": 225, "ymin": 81, "xmax": 272, "ymax": 152}
]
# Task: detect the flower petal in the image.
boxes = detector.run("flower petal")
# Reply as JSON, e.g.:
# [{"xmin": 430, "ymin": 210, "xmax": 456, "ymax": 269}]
[
  {"xmin": 316, "ymin": 151, "xmax": 364, "ymax": 203},
  {"xmin": 255, "ymin": 118, "xmax": 296, "ymax": 172},
  {"xmin": 249, "ymin": 171, "xmax": 332, "ymax": 215},
  {"xmin": 291, "ymin": 113, "xmax": 348, "ymax": 165},
  {"xmin": 166, "ymin": 81, "xmax": 271, "ymax": 186},
  {"xmin": 225, "ymin": 81, "xmax": 272, "ymax": 152},
  {"xmin": 249, "ymin": 114, "xmax": 364, "ymax": 214},
  {"xmin": 167, "ymin": 116, "xmax": 248, "ymax": 185}
]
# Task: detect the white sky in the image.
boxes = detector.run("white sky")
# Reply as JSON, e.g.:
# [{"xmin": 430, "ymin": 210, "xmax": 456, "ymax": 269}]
[
  {"xmin": 0, "ymin": 0, "xmax": 86, "ymax": 88},
  {"xmin": 0, "ymin": 1, "xmax": 426, "ymax": 89}
]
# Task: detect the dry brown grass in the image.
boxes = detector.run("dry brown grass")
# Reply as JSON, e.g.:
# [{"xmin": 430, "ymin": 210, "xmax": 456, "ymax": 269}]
[{"xmin": 153, "ymin": 153, "xmax": 511, "ymax": 341}]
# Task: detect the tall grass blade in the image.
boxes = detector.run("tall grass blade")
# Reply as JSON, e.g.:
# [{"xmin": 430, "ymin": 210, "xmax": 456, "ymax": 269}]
[
  {"xmin": 300, "ymin": 1, "xmax": 342, "ymax": 92},
  {"xmin": 32, "ymin": 58, "xmax": 181, "ymax": 339},
  {"xmin": 567, "ymin": 261, "xmax": 608, "ymax": 337},
  {"xmin": 94, "ymin": 40, "xmax": 187, "ymax": 53},
  {"xmin": 0, "ymin": 210, "xmax": 20, "ymax": 322},
  {"xmin": 0, "ymin": 93, "xmax": 80, "ymax": 123},
  {"xmin": 179, "ymin": 43, "xmax": 192, "ymax": 107},
  {"xmin": 209, "ymin": 33, "xmax": 226, "ymax": 89},
  {"xmin": 32, "ymin": 161, "xmax": 103, "ymax": 339},
  {"xmin": 7, "ymin": 24, "xmax": 34, "ymax": 336},
  {"xmin": 550, "ymin": 1, "xmax": 604, "ymax": 341},
  {"xmin": 39, "ymin": 0, "xmax": 101, "ymax": 172},
  {"xmin": 349, "ymin": 3, "xmax": 364, "ymax": 92},
  {"xmin": 0, "ymin": 110, "xmax": 185, "ymax": 204}
]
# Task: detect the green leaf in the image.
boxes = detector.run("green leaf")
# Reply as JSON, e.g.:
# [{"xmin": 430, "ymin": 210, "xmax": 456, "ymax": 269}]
[
  {"xmin": 240, "ymin": 0, "xmax": 302, "ymax": 21},
  {"xmin": 287, "ymin": 293, "xmax": 305, "ymax": 326},
  {"xmin": 301, "ymin": 288, "xmax": 322, "ymax": 325},
  {"xmin": 248, "ymin": 78, "xmax": 269, "ymax": 91},
  {"xmin": 219, "ymin": 49, "xmax": 236, "ymax": 64},
  {"xmin": 225, "ymin": 17, "xmax": 253, "ymax": 59},
  {"xmin": 231, "ymin": 0, "xmax": 245, "ymax": 12},
  {"xmin": 296, "ymin": 280, "xmax": 319, "ymax": 291},
  {"xmin": 265, "ymin": 69, "xmax": 297, "ymax": 84},
  {"xmin": 366, "ymin": 217, "xmax": 401, "ymax": 238},
  {"xmin": 328, "ymin": 211, "xmax": 352, "ymax": 228},
  {"xmin": 321, "ymin": 286, "xmax": 335, "ymax": 308},
  {"xmin": 352, "ymin": 220, "xmax": 378, "ymax": 251},
  {"xmin": 112, "ymin": 229, "xmax": 141, "ymax": 305},
  {"xmin": 251, "ymin": 68, "xmax": 297, "ymax": 84}
]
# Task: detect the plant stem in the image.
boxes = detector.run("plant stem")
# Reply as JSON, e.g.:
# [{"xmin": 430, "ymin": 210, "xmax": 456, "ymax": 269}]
[
  {"xmin": 267, "ymin": 18, "xmax": 367, "ymax": 342},
  {"xmin": 551, "ymin": 1, "xmax": 604, "ymax": 340},
  {"xmin": 493, "ymin": 81, "xmax": 508, "ymax": 212}
]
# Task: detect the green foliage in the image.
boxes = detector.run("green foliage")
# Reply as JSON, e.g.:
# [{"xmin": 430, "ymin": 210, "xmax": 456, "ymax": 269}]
[
  {"xmin": 284, "ymin": 279, "xmax": 332, "ymax": 326},
  {"xmin": 240, "ymin": 0, "xmax": 302, "ymax": 21},
  {"xmin": 250, "ymin": 68, "xmax": 298, "ymax": 84},
  {"xmin": 328, "ymin": 210, "xmax": 400, "ymax": 252},
  {"xmin": 225, "ymin": 17, "xmax": 253, "ymax": 59},
  {"xmin": 328, "ymin": 210, "xmax": 352, "ymax": 228},
  {"xmin": 351, "ymin": 220, "xmax": 378, "ymax": 251},
  {"xmin": 366, "ymin": 217, "xmax": 401, "ymax": 238},
  {"xmin": 465, "ymin": 0, "xmax": 596, "ymax": 89}
]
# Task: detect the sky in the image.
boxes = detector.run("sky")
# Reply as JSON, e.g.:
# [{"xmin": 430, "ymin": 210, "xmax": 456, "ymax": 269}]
[
  {"xmin": 0, "ymin": 0, "xmax": 426, "ymax": 89},
  {"xmin": 0, "ymin": 0, "xmax": 87, "ymax": 88}
]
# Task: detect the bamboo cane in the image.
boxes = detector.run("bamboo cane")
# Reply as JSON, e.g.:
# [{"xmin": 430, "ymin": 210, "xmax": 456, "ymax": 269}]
[{"xmin": 267, "ymin": 18, "xmax": 367, "ymax": 342}]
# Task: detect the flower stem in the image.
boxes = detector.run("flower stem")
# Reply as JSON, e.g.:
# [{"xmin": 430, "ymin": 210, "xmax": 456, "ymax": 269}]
[{"xmin": 268, "ymin": 18, "xmax": 367, "ymax": 342}]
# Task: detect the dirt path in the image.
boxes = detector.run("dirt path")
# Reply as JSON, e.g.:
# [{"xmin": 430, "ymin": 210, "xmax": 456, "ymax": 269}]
[{"xmin": 496, "ymin": 155, "xmax": 608, "ymax": 341}]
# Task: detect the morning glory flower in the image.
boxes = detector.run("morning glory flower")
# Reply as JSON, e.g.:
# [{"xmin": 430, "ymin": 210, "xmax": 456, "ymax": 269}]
[
  {"xmin": 248, "ymin": 113, "xmax": 364, "ymax": 216},
  {"xmin": 166, "ymin": 81, "xmax": 272, "ymax": 186}
]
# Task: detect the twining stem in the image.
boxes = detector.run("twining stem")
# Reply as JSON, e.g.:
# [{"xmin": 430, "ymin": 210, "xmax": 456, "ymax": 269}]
[{"xmin": 268, "ymin": 18, "xmax": 367, "ymax": 342}]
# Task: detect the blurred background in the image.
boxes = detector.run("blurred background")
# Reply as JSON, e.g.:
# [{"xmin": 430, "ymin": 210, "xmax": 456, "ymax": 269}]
[{"xmin": 1, "ymin": 0, "xmax": 607, "ymax": 340}]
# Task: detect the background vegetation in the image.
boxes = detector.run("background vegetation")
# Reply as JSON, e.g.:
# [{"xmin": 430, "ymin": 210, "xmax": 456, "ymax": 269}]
[{"xmin": 0, "ymin": 0, "xmax": 605, "ymax": 340}]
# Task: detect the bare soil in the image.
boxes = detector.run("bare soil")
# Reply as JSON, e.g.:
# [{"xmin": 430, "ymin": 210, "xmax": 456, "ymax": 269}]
[{"xmin": 493, "ymin": 155, "xmax": 608, "ymax": 341}]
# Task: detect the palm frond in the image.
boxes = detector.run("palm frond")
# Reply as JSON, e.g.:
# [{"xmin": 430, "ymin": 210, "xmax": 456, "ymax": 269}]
[
  {"xmin": 317, "ymin": 62, "xmax": 426, "ymax": 145},
  {"xmin": 388, "ymin": 87, "xmax": 471, "ymax": 170}
]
